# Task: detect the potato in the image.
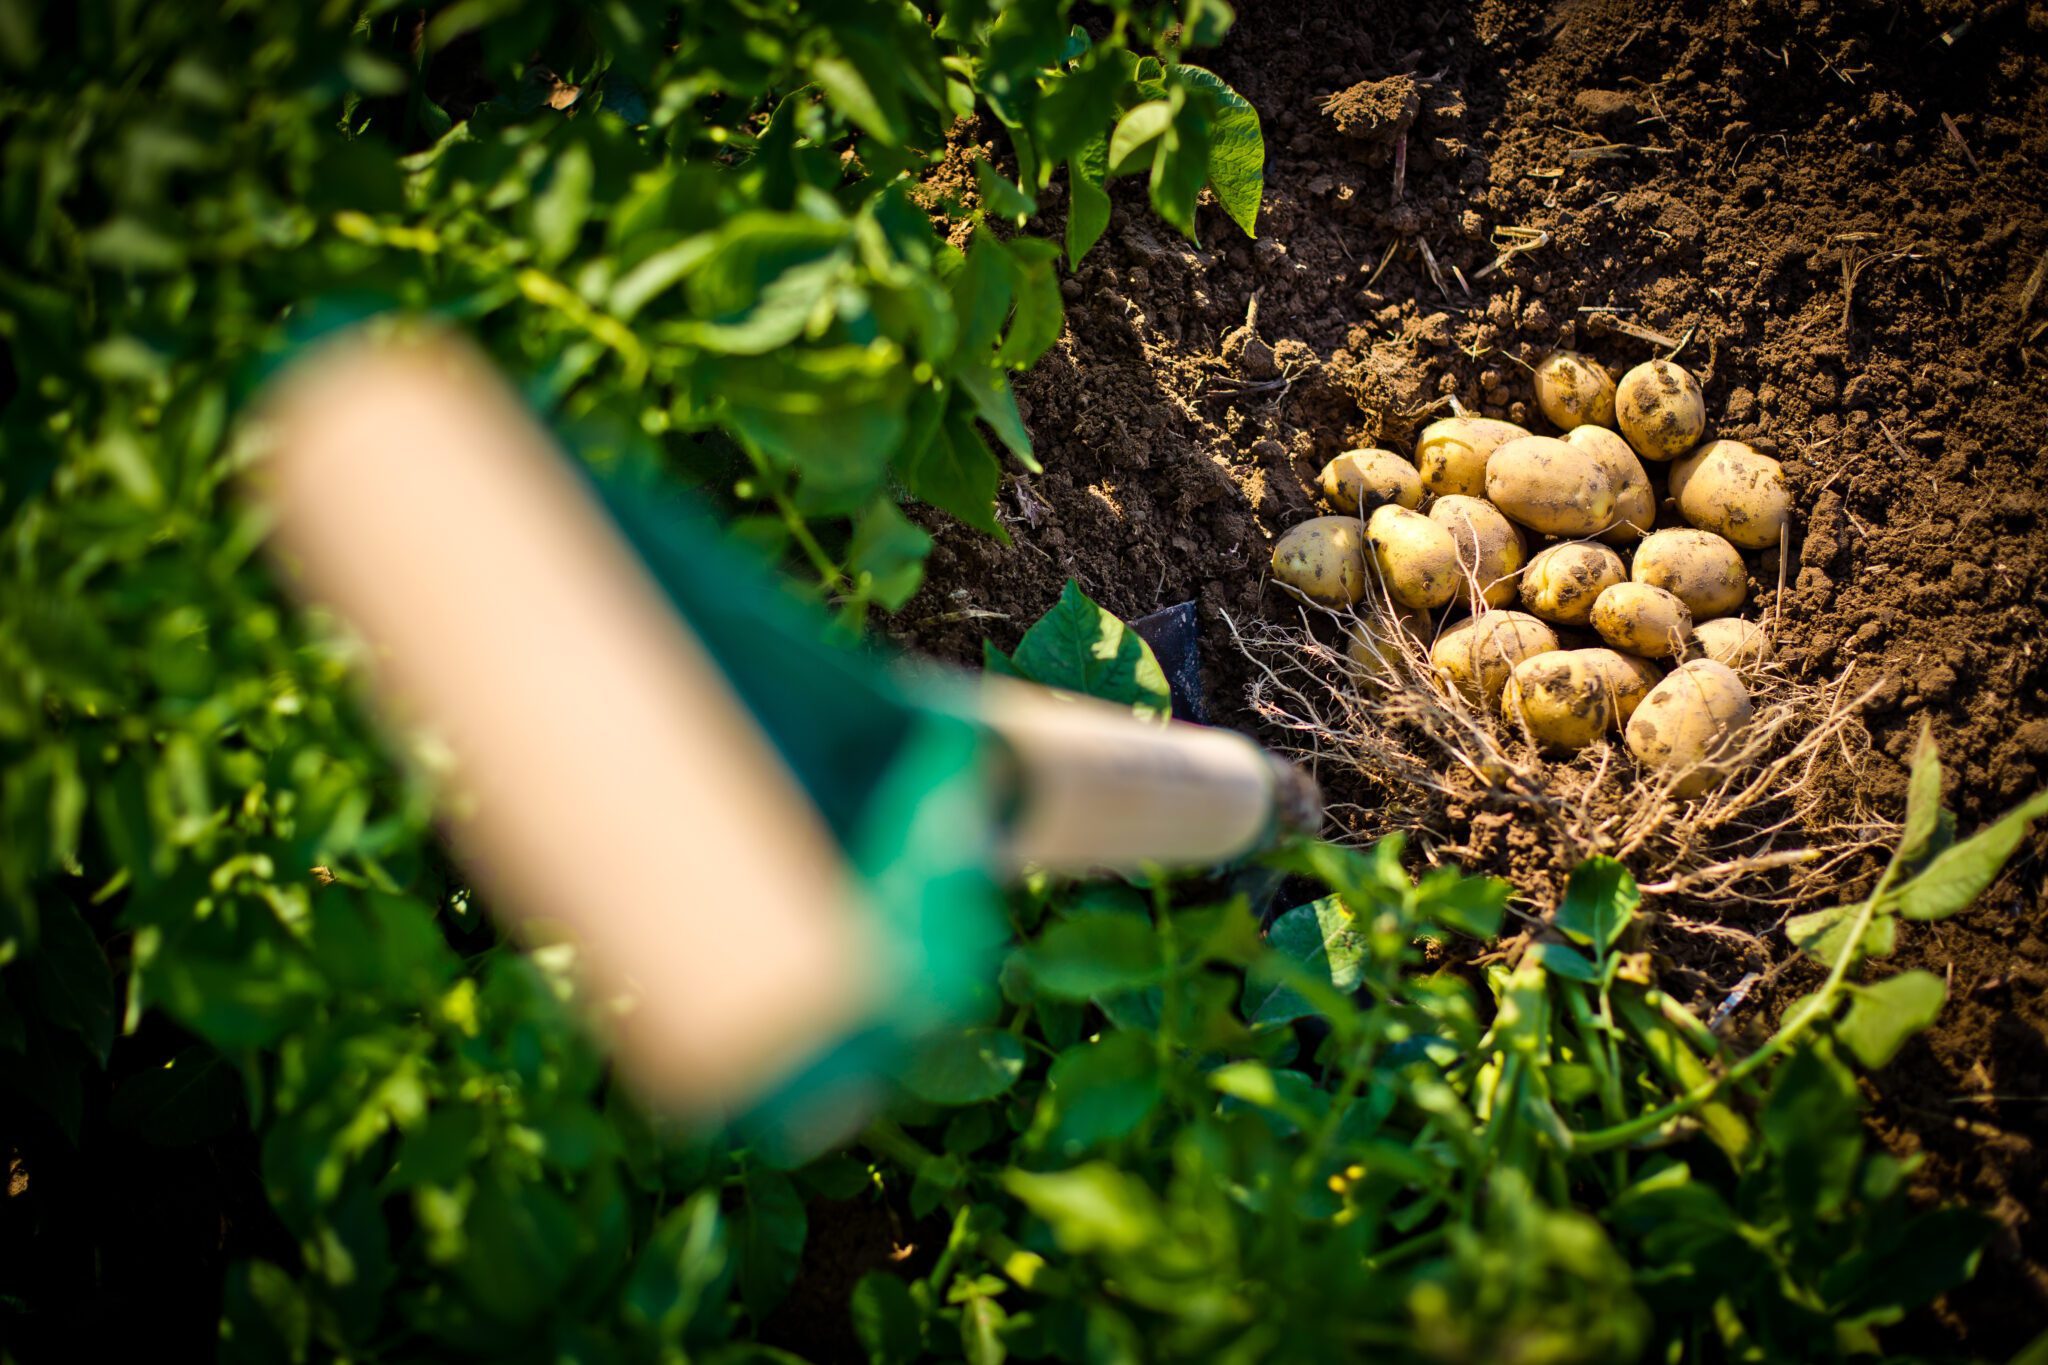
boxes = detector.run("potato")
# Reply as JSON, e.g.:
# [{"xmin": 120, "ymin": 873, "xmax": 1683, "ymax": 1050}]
[
  {"xmin": 1501, "ymin": 651, "xmax": 1612, "ymax": 751},
  {"xmin": 1615, "ymin": 359, "xmax": 1705, "ymax": 461},
  {"xmin": 1414, "ymin": 416, "xmax": 1529, "ymax": 498},
  {"xmin": 1272, "ymin": 516, "xmax": 1370, "ymax": 606},
  {"xmin": 1668, "ymin": 439, "xmax": 1789, "ymax": 549},
  {"xmin": 1632, "ymin": 528, "xmax": 1747, "ymax": 619},
  {"xmin": 1365, "ymin": 505, "xmax": 1461, "ymax": 609},
  {"xmin": 1519, "ymin": 541, "xmax": 1627, "ymax": 626},
  {"xmin": 1565, "ymin": 425, "xmax": 1656, "ymax": 545},
  {"xmin": 1578, "ymin": 648, "xmax": 1661, "ymax": 725},
  {"xmin": 1589, "ymin": 581, "xmax": 1693, "ymax": 659},
  {"xmin": 1625, "ymin": 658, "xmax": 1754, "ymax": 797},
  {"xmin": 1345, "ymin": 606, "xmax": 1431, "ymax": 679},
  {"xmin": 1428, "ymin": 495, "xmax": 1527, "ymax": 609},
  {"xmin": 1432, "ymin": 610, "xmax": 1560, "ymax": 705},
  {"xmin": 1483, "ymin": 435, "xmax": 1617, "ymax": 537},
  {"xmin": 1533, "ymin": 350, "xmax": 1617, "ymax": 431},
  {"xmin": 1319, "ymin": 447, "xmax": 1424, "ymax": 515},
  {"xmin": 1690, "ymin": 616, "xmax": 1773, "ymax": 671}
]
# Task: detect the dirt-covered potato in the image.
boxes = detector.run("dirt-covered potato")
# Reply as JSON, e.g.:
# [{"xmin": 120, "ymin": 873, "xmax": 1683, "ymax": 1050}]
[
  {"xmin": 1344, "ymin": 606, "xmax": 1431, "ymax": 679},
  {"xmin": 1271, "ymin": 516, "xmax": 1370, "ymax": 606},
  {"xmin": 1565, "ymin": 425, "xmax": 1656, "ymax": 544},
  {"xmin": 1319, "ymin": 447, "xmax": 1424, "ymax": 515},
  {"xmin": 1519, "ymin": 541, "xmax": 1627, "ymax": 626},
  {"xmin": 1690, "ymin": 616, "xmax": 1773, "ymax": 671},
  {"xmin": 1428, "ymin": 494, "xmax": 1527, "ymax": 609},
  {"xmin": 1625, "ymin": 658, "xmax": 1755, "ymax": 796},
  {"xmin": 1615, "ymin": 359, "xmax": 1706, "ymax": 462},
  {"xmin": 1414, "ymin": 416, "xmax": 1529, "ymax": 498},
  {"xmin": 1668, "ymin": 439, "xmax": 1789, "ymax": 549},
  {"xmin": 1533, "ymin": 350, "xmax": 1617, "ymax": 431},
  {"xmin": 1578, "ymin": 647, "xmax": 1661, "ymax": 725},
  {"xmin": 1366, "ymin": 505, "xmax": 1461, "ymax": 609},
  {"xmin": 1589, "ymin": 581, "xmax": 1694, "ymax": 659},
  {"xmin": 1501, "ymin": 651, "xmax": 1612, "ymax": 750},
  {"xmin": 1484, "ymin": 435, "xmax": 1617, "ymax": 537},
  {"xmin": 1432, "ymin": 610, "xmax": 1559, "ymax": 705},
  {"xmin": 1632, "ymin": 527, "xmax": 1747, "ymax": 619}
]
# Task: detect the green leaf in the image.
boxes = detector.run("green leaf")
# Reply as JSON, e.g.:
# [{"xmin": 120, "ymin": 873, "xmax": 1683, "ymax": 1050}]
[
  {"xmin": 1178, "ymin": 66, "xmax": 1262, "ymax": 237},
  {"xmin": 1245, "ymin": 895, "xmax": 1365, "ymax": 1025},
  {"xmin": 734, "ymin": 1170, "xmax": 808, "ymax": 1320},
  {"xmin": 974, "ymin": 160, "xmax": 1037, "ymax": 221},
  {"xmin": 531, "ymin": 140, "xmax": 595, "ymax": 265},
  {"xmin": 955, "ymin": 364, "xmax": 1038, "ymax": 466},
  {"xmin": 1108, "ymin": 100, "xmax": 1173, "ymax": 171},
  {"xmin": 1041, "ymin": 1031, "xmax": 1161, "ymax": 1155},
  {"xmin": 1822, "ymin": 1206, "xmax": 1994, "ymax": 1323},
  {"xmin": 950, "ymin": 226, "xmax": 1015, "ymax": 359},
  {"xmin": 1001, "ymin": 1162, "xmax": 1163, "ymax": 1254},
  {"xmin": 22, "ymin": 898, "xmax": 115, "ymax": 1063},
  {"xmin": 1417, "ymin": 869, "xmax": 1510, "ymax": 939},
  {"xmin": 623, "ymin": 1191, "xmax": 727, "ymax": 1337},
  {"xmin": 996, "ymin": 237, "xmax": 1064, "ymax": 369},
  {"xmin": 1554, "ymin": 857, "xmax": 1639, "ymax": 952},
  {"xmin": 896, "ymin": 407, "xmax": 1004, "ymax": 538},
  {"xmin": 1889, "ymin": 788, "xmax": 2048, "ymax": 921},
  {"xmin": 1837, "ymin": 970, "xmax": 1945, "ymax": 1069},
  {"xmin": 1022, "ymin": 913, "xmax": 1164, "ymax": 1000},
  {"xmin": 848, "ymin": 499, "xmax": 933, "ymax": 610},
  {"xmin": 1760, "ymin": 1046, "xmax": 1862, "ymax": 1225},
  {"xmin": 1527, "ymin": 941, "xmax": 1602, "ymax": 983},
  {"xmin": 1065, "ymin": 139, "xmax": 1111, "ymax": 268},
  {"xmin": 900, "ymin": 1027, "xmax": 1027, "ymax": 1106},
  {"xmin": 1786, "ymin": 901, "xmax": 1897, "ymax": 968},
  {"xmin": 1007, "ymin": 580, "xmax": 1171, "ymax": 719},
  {"xmin": 1899, "ymin": 720, "xmax": 1945, "ymax": 864},
  {"xmin": 851, "ymin": 1272, "xmax": 923, "ymax": 1365},
  {"xmin": 962, "ymin": 1295, "xmax": 1007, "ymax": 1365},
  {"xmin": 813, "ymin": 54, "xmax": 904, "ymax": 144}
]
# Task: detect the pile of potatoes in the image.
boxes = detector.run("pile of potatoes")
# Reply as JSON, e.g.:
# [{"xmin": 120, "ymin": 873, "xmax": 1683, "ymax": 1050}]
[{"xmin": 1270, "ymin": 352, "xmax": 1789, "ymax": 797}]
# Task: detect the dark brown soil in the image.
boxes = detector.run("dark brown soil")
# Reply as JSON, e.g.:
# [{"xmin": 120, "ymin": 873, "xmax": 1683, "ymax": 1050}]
[{"xmin": 900, "ymin": 0, "xmax": 2048, "ymax": 1352}]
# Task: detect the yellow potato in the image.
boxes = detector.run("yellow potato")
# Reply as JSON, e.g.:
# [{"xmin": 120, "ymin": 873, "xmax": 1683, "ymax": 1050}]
[
  {"xmin": 1501, "ymin": 652, "xmax": 1612, "ymax": 751},
  {"xmin": 1366, "ymin": 504, "xmax": 1461, "ymax": 609},
  {"xmin": 1632, "ymin": 528, "xmax": 1747, "ymax": 619},
  {"xmin": 1533, "ymin": 350, "xmax": 1617, "ymax": 431},
  {"xmin": 1690, "ymin": 617, "xmax": 1774, "ymax": 672},
  {"xmin": 1428, "ymin": 495, "xmax": 1527, "ymax": 610},
  {"xmin": 1272, "ymin": 516, "xmax": 1370, "ymax": 607},
  {"xmin": 1577, "ymin": 647, "xmax": 1661, "ymax": 725},
  {"xmin": 1483, "ymin": 435, "xmax": 1617, "ymax": 537},
  {"xmin": 1319, "ymin": 447, "xmax": 1424, "ymax": 515},
  {"xmin": 1625, "ymin": 658, "xmax": 1754, "ymax": 797},
  {"xmin": 1615, "ymin": 359, "xmax": 1705, "ymax": 461},
  {"xmin": 1413, "ymin": 416, "xmax": 1529, "ymax": 498},
  {"xmin": 1519, "ymin": 541, "xmax": 1627, "ymax": 626},
  {"xmin": 1589, "ymin": 581, "xmax": 1694, "ymax": 659},
  {"xmin": 1431, "ymin": 610, "xmax": 1560, "ymax": 705},
  {"xmin": 1668, "ymin": 439, "xmax": 1789, "ymax": 550},
  {"xmin": 1565, "ymin": 425, "xmax": 1656, "ymax": 545},
  {"xmin": 1344, "ymin": 605, "xmax": 1431, "ymax": 680}
]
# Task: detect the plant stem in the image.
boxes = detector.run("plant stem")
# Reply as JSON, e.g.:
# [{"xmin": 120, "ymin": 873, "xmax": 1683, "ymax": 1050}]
[{"xmin": 1569, "ymin": 857, "xmax": 1904, "ymax": 1155}]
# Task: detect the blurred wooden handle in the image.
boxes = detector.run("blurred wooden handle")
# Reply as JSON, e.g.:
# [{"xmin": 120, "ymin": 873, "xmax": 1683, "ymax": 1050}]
[{"xmin": 253, "ymin": 330, "xmax": 880, "ymax": 1113}]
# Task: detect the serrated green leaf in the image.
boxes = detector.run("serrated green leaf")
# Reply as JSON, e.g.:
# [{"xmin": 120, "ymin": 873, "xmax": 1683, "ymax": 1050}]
[
  {"xmin": 1838, "ymin": 970, "xmax": 1945, "ymax": 1069},
  {"xmin": 1888, "ymin": 788, "xmax": 2048, "ymax": 921},
  {"xmin": 1007, "ymin": 580, "xmax": 1171, "ymax": 718}
]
